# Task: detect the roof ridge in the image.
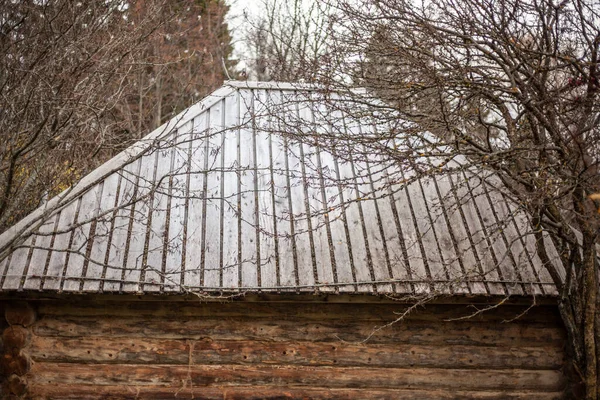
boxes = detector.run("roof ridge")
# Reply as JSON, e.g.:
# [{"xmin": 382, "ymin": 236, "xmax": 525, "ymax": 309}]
[
  {"xmin": 224, "ymin": 80, "xmax": 368, "ymax": 95},
  {"xmin": 225, "ymin": 80, "xmax": 320, "ymax": 91}
]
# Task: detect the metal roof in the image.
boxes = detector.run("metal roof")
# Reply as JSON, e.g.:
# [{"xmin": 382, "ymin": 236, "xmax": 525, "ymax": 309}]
[{"xmin": 0, "ymin": 81, "xmax": 562, "ymax": 296}]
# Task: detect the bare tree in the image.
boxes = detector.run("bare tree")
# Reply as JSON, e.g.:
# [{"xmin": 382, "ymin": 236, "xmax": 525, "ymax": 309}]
[
  {"xmin": 312, "ymin": 0, "xmax": 600, "ymax": 397},
  {"xmin": 0, "ymin": 0, "xmax": 160, "ymax": 232},
  {"xmin": 1, "ymin": 0, "xmax": 598, "ymax": 396},
  {"xmin": 119, "ymin": 0, "xmax": 233, "ymax": 135},
  {"xmin": 0, "ymin": 0, "xmax": 232, "ymax": 234},
  {"xmin": 240, "ymin": 0, "xmax": 331, "ymax": 81}
]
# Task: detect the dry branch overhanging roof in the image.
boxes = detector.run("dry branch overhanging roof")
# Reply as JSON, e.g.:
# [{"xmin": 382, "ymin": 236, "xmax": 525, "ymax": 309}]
[{"xmin": 0, "ymin": 81, "xmax": 563, "ymax": 296}]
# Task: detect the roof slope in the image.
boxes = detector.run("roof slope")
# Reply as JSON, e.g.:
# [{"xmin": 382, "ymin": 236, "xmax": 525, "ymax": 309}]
[{"xmin": 0, "ymin": 81, "xmax": 562, "ymax": 296}]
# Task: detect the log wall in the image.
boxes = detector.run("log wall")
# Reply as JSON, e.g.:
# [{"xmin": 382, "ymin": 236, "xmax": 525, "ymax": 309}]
[{"xmin": 1, "ymin": 297, "xmax": 568, "ymax": 399}]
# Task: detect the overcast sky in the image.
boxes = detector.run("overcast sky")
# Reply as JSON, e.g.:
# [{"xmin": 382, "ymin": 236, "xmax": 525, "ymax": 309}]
[{"xmin": 225, "ymin": 0, "xmax": 260, "ymax": 71}]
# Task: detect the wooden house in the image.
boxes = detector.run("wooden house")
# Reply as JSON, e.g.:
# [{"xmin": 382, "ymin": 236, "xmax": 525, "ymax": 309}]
[{"xmin": 0, "ymin": 81, "xmax": 569, "ymax": 399}]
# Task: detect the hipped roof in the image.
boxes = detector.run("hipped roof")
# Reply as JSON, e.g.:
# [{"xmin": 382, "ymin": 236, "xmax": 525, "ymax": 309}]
[{"xmin": 0, "ymin": 81, "xmax": 563, "ymax": 296}]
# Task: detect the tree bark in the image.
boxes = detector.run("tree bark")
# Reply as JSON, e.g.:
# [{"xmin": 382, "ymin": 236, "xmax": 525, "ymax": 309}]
[
  {"xmin": 576, "ymin": 195, "xmax": 599, "ymax": 400},
  {"xmin": 582, "ymin": 245, "xmax": 597, "ymax": 399},
  {"xmin": 596, "ymin": 293, "xmax": 600, "ymax": 399}
]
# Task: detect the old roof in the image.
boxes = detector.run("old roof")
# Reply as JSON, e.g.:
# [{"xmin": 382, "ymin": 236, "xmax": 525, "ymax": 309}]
[{"xmin": 0, "ymin": 81, "xmax": 563, "ymax": 296}]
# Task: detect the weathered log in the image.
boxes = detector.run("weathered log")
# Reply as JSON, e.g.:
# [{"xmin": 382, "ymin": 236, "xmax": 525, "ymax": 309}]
[
  {"xmin": 5, "ymin": 302, "xmax": 36, "ymax": 327},
  {"xmin": 29, "ymin": 336, "xmax": 564, "ymax": 369},
  {"xmin": 1, "ymin": 351, "xmax": 31, "ymax": 376},
  {"xmin": 35, "ymin": 302, "xmax": 561, "ymax": 323},
  {"xmin": 6, "ymin": 373, "xmax": 28, "ymax": 396},
  {"xmin": 27, "ymin": 363, "xmax": 566, "ymax": 391},
  {"xmin": 18, "ymin": 300, "xmax": 569, "ymax": 397},
  {"xmin": 11, "ymin": 292, "xmax": 564, "ymax": 305},
  {"xmin": 3, "ymin": 326, "xmax": 30, "ymax": 351},
  {"xmin": 31, "ymin": 315, "xmax": 566, "ymax": 347},
  {"xmin": 26, "ymin": 384, "xmax": 565, "ymax": 400}
]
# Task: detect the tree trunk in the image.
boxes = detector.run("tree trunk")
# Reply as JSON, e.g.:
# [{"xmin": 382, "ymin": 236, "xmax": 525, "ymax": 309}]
[
  {"xmin": 154, "ymin": 72, "xmax": 162, "ymax": 130},
  {"xmin": 581, "ymin": 226, "xmax": 599, "ymax": 399},
  {"xmin": 138, "ymin": 69, "xmax": 144, "ymax": 138},
  {"xmin": 596, "ymin": 294, "xmax": 600, "ymax": 399}
]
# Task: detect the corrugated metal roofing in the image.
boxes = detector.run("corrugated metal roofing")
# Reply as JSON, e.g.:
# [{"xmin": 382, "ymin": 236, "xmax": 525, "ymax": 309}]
[{"xmin": 0, "ymin": 81, "xmax": 562, "ymax": 296}]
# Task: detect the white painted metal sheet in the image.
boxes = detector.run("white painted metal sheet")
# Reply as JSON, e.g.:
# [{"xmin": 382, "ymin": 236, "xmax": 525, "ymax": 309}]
[{"xmin": 0, "ymin": 82, "xmax": 561, "ymax": 296}]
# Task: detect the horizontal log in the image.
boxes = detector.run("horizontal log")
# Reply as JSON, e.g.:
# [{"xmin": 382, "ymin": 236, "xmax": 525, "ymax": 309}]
[
  {"xmin": 36, "ymin": 301, "xmax": 562, "ymax": 323},
  {"xmin": 8, "ymin": 292, "xmax": 562, "ymax": 305},
  {"xmin": 30, "ymin": 336, "xmax": 564, "ymax": 369},
  {"xmin": 27, "ymin": 363, "xmax": 565, "ymax": 391},
  {"xmin": 27, "ymin": 385, "xmax": 565, "ymax": 400},
  {"xmin": 32, "ymin": 315, "xmax": 566, "ymax": 347}
]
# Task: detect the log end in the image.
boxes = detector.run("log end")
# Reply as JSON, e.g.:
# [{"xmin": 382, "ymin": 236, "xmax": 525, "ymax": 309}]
[{"xmin": 5, "ymin": 303, "xmax": 36, "ymax": 327}]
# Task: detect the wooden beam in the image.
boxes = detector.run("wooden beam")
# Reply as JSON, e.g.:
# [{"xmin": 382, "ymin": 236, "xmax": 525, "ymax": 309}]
[
  {"xmin": 30, "ymin": 336, "xmax": 564, "ymax": 369},
  {"xmin": 31, "ymin": 315, "xmax": 566, "ymax": 347},
  {"xmin": 27, "ymin": 363, "xmax": 566, "ymax": 392},
  {"xmin": 27, "ymin": 384, "xmax": 565, "ymax": 400},
  {"xmin": 34, "ymin": 301, "xmax": 562, "ymax": 324},
  {"xmin": 0, "ymin": 292, "xmax": 560, "ymax": 305}
]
